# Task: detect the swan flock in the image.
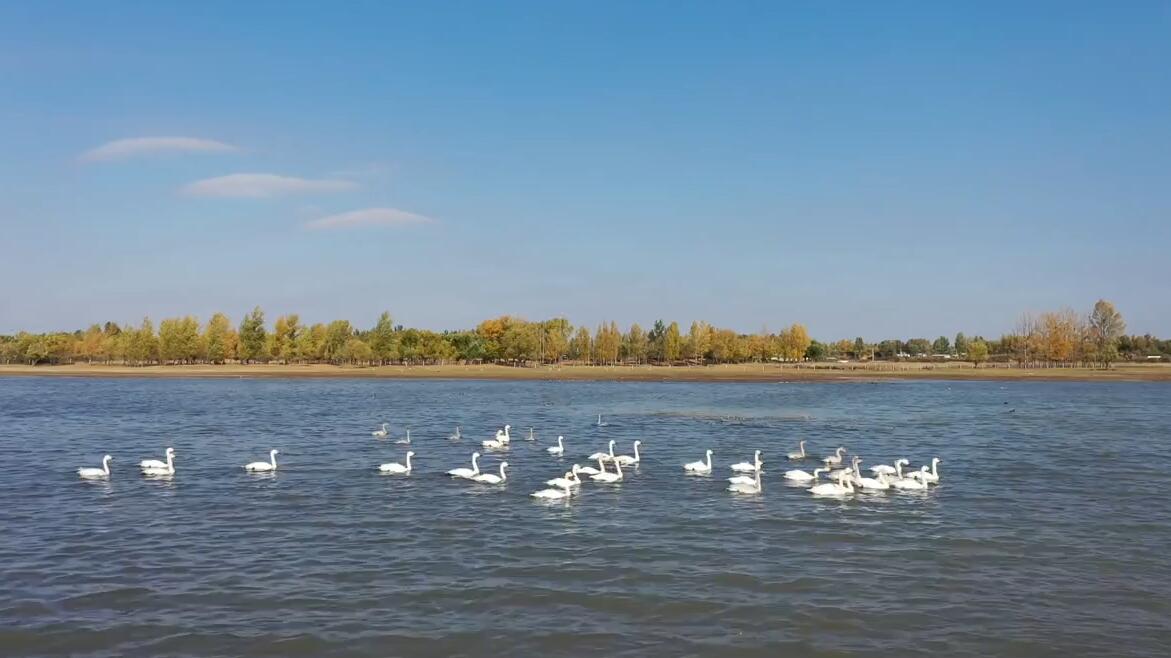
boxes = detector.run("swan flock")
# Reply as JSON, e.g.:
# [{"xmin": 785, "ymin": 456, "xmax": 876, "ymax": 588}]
[{"xmin": 77, "ymin": 424, "xmax": 944, "ymax": 503}]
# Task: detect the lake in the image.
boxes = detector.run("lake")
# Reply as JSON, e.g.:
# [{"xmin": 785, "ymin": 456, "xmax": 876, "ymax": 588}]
[{"xmin": 1, "ymin": 377, "xmax": 1168, "ymax": 657}]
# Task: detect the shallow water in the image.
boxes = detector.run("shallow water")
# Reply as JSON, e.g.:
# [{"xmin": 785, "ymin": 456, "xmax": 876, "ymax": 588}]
[{"xmin": 1, "ymin": 377, "xmax": 1169, "ymax": 657}]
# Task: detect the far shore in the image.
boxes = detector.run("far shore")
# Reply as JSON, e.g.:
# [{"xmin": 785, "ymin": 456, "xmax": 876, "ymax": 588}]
[{"xmin": 1, "ymin": 362, "xmax": 1168, "ymax": 382}]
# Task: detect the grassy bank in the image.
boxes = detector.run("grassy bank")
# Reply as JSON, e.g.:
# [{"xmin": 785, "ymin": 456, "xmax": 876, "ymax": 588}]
[{"xmin": 1, "ymin": 362, "xmax": 1168, "ymax": 382}]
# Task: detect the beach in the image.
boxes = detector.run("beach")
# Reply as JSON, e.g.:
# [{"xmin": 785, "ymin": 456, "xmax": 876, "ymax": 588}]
[{"xmin": 2, "ymin": 362, "xmax": 1167, "ymax": 382}]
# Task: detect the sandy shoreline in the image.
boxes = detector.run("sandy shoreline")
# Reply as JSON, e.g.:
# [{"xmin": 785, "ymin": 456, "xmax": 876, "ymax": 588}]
[{"xmin": 1, "ymin": 363, "xmax": 1168, "ymax": 382}]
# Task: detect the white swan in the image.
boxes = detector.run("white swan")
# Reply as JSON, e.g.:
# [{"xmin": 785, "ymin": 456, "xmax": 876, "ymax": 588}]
[
  {"xmin": 140, "ymin": 448, "xmax": 175, "ymax": 475},
  {"xmin": 379, "ymin": 451, "xmax": 414, "ymax": 474},
  {"xmin": 828, "ymin": 456, "xmax": 859, "ymax": 482},
  {"xmin": 683, "ymin": 449, "xmax": 713, "ymax": 474},
  {"xmin": 851, "ymin": 460, "xmax": 890, "ymax": 490},
  {"xmin": 810, "ymin": 471, "xmax": 854, "ymax": 496},
  {"xmin": 730, "ymin": 450, "xmax": 763, "ymax": 473},
  {"xmin": 499, "ymin": 424, "xmax": 512, "ymax": 444},
  {"xmin": 727, "ymin": 468, "xmax": 762, "ymax": 494},
  {"xmin": 588, "ymin": 440, "xmax": 616, "ymax": 463},
  {"xmin": 870, "ymin": 460, "xmax": 899, "ymax": 476},
  {"xmin": 784, "ymin": 466, "xmax": 824, "ymax": 482},
  {"xmin": 531, "ymin": 480, "xmax": 573, "ymax": 499},
  {"xmin": 822, "ymin": 447, "xmax": 846, "ymax": 466},
  {"xmin": 449, "ymin": 426, "xmax": 462, "ymax": 441},
  {"xmin": 473, "ymin": 461, "xmax": 509, "ymax": 484},
  {"xmin": 891, "ymin": 472, "xmax": 929, "ymax": 490},
  {"xmin": 244, "ymin": 449, "xmax": 279, "ymax": 472},
  {"xmin": 906, "ymin": 464, "xmax": 940, "ymax": 485},
  {"xmin": 447, "ymin": 452, "xmax": 481, "ymax": 479},
  {"xmin": 787, "ymin": 440, "xmax": 807, "ymax": 460},
  {"xmin": 892, "ymin": 458, "xmax": 910, "ymax": 479},
  {"xmin": 596, "ymin": 414, "xmax": 607, "ymax": 427},
  {"xmin": 614, "ymin": 440, "xmax": 642, "ymax": 466},
  {"xmin": 591, "ymin": 456, "xmax": 623, "ymax": 483},
  {"xmin": 546, "ymin": 465, "xmax": 582, "ymax": 489},
  {"xmin": 526, "ymin": 427, "xmax": 536, "ymax": 441},
  {"xmin": 78, "ymin": 455, "xmax": 113, "ymax": 479},
  {"xmin": 547, "ymin": 435, "xmax": 565, "ymax": 455},
  {"xmin": 917, "ymin": 457, "xmax": 941, "ymax": 483},
  {"xmin": 576, "ymin": 461, "xmax": 601, "ymax": 476},
  {"xmin": 395, "ymin": 430, "xmax": 411, "ymax": 445},
  {"xmin": 372, "ymin": 423, "xmax": 389, "ymax": 438},
  {"xmin": 482, "ymin": 430, "xmax": 506, "ymax": 449}
]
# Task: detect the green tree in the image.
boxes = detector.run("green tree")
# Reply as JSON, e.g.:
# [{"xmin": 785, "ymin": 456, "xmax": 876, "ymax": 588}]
[
  {"xmin": 806, "ymin": 340, "xmax": 827, "ymax": 361},
  {"xmin": 622, "ymin": 323, "xmax": 649, "ymax": 363},
  {"xmin": 853, "ymin": 336, "xmax": 866, "ymax": 359},
  {"xmin": 1087, "ymin": 299, "xmax": 1126, "ymax": 368},
  {"xmin": 203, "ymin": 313, "xmax": 233, "ymax": 363},
  {"xmin": 159, "ymin": 316, "xmax": 200, "ymax": 363},
  {"xmin": 271, "ymin": 314, "xmax": 302, "ymax": 362},
  {"xmin": 340, "ymin": 336, "xmax": 372, "ymax": 365},
  {"xmin": 297, "ymin": 323, "xmax": 327, "ymax": 362},
  {"xmin": 127, "ymin": 317, "xmax": 159, "ymax": 365},
  {"xmin": 446, "ymin": 331, "xmax": 487, "ymax": 362},
  {"xmin": 502, "ymin": 321, "xmax": 541, "ymax": 362},
  {"xmin": 368, "ymin": 311, "xmax": 398, "ymax": 365},
  {"xmin": 323, "ymin": 320, "xmax": 354, "ymax": 364},
  {"xmin": 569, "ymin": 326, "xmax": 592, "ymax": 362},
  {"xmin": 906, "ymin": 338, "xmax": 932, "ymax": 356},
  {"xmin": 932, "ymin": 336, "xmax": 950, "ymax": 355},
  {"xmin": 954, "ymin": 332, "xmax": 968, "ymax": 356},
  {"xmin": 647, "ymin": 320, "xmax": 666, "ymax": 362},
  {"xmin": 968, "ymin": 339, "xmax": 989, "ymax": 367},
  {"xmin": 238, "ymin": 307, "xmax": 267, "ymax": 364}
]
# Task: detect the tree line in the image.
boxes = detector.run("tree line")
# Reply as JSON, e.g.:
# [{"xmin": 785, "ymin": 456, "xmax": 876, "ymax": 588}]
[{"xmin": 1, "ymin": 299, "xmax": 1163, "ymax": 368}]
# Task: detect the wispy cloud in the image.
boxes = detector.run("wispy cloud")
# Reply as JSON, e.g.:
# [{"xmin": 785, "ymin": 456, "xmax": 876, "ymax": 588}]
[
  {"xmin": 79, "ymin": 136, "xmax": 238, "ymax": 162},
  {"xmin": 327, "ymin": 162, "xmax": 395, "ymax": 180},
  {"xmin": 182, "ymin": 173, "xmax": 358, "ymax": 198},
  {"xmin": 305, "ymin": 207, "xmax": 434, "ymax": 230}
]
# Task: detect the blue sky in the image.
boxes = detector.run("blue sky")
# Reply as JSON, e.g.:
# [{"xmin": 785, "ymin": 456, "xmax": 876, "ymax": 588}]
[{"xmin": 2, "ymin": 1, "xmax": 1168, "ymax": 339}]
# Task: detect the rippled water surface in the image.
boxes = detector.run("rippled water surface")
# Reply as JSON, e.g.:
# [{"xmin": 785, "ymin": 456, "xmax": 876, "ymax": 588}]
[{"xmin": 2, "ymin": 377, "xmax": 1169, "ymax": 657}]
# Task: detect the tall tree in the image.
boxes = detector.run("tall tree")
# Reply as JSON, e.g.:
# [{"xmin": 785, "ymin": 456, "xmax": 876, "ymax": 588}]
[
  {"xmin": 686, "ymin": 321, "xmax": 712, "ymax": 362},
  {"xmin": 853, "ymin": 337, "xmax": 866, "ymax": 359},
  {"xmin": 569, "ymin": 326, "xmax": 592, "ymax": 362},
  {"xmin": 647, "ymin": 320, "xmax": 666, "ymax": 362},
  {"xmin": 127, "ymin": 317, "xmax": 159, "ymax": 365},
  {"xmin": 663, "ymin": 322, "xmax": 683, "ymax": 363},
  {"xmin": 368, "ymin": 311, "xmax": 398, "ymax": 365},
  {"xmin": 932, "ymin": 336, "xmax": 950, "ymax": 355},
  {"xmin": 323, "ymin": 320, "xmax": 354, "ymax": 364},
  {"xmin": 623, "ymin": 323, "xmax": 648, "ymax": 364},
  {"xmin": 203, "ymin": 313, "xmax": 233, "ymax": 363},
  {"xmin": 271, "ymin": 314, "xmax": 302, "ymax": 363},
  {"xmin": 968, "ymin": 339, "xmax": 989, "ymax": 367},
  {"xmin": 954, "ymin": 332, "xmax": 968, "ymax": 356},
  {"xmin": 541, "ymin": 318, "xmax": 572, "ymax": 362},
  {"xmin": 778, "ymin": 324, "xmax": 812, "ymax": 362},
  {"xmin": 1087, "ymin": 299, "xmax": 1126, "ymax": 368},
  {"xmin": 238, "ymin": 307, "xmax": 267, "ymax": 364}
]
